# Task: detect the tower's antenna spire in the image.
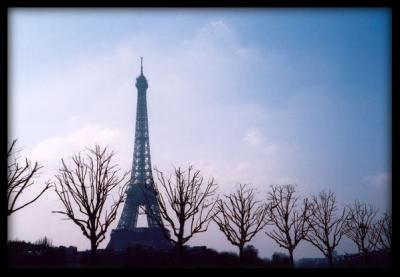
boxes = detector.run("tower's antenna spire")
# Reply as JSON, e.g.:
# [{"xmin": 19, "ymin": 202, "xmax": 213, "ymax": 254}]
[{"xmin": 141, "ymin": 57, "xmax": 143, "ymax": 75}]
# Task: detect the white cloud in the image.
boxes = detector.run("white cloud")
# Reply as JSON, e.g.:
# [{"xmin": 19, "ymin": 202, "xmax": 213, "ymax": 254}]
[
  {"xmin": 362, "ymin": 172, "xmax": 391, "ymax": 188},
  {"xmin": 243, "ymin": 127, "xmax": 280, "ymax": 155},
  {"xmin": 277, "ymin": 176, "xmax": 300, "ymax": 185},
  {"xmin": 244, "ymin": 128, "xmax": 263, "ymax": 146},
  {"xmin": 263, "ymin": 144, "xmax": 280, "ymax": 154},
  {"xmin": 29, "ymin": 125, "xmax": 121, "ymax": 173},
  {"xmin": 183, "ymin": 20, "xmax": 233, "ymax": 50}
]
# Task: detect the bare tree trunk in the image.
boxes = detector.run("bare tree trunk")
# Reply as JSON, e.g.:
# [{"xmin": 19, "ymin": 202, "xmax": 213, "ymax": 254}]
[
  {"xmin": 89, "ymin": 218, "xmax": 97, "ymax": 265},
  {"xmin": 177, "ymin": 221, "xmax": 185, "ymax": 266},
  {"xmin": 239, "ymin": 244, "xmax": 244, "ymax": 266},
  {"xmin": 327, "ymin": 250, "xmax": 334, "ymax": 267},
  {"xmin": 90, "ymin": 238, "xmax": 97, "ymax": 266},
  {"xmin": 177, "ymin": 242, "xmax": 184, "ymax": 266},
  {"xmin": 364, "ymin": 250, "xmax": 369, "ymax": 266},
  {"xmin": 289, "ymin": 249, "xmax": 294, "ymax": 268}
]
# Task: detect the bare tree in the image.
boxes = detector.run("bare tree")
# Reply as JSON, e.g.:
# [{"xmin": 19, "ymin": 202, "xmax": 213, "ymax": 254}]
[
  {"xmin": 213, "ymin": 184, "xmax": 269, "ymax": 264},
  {"xmin": 370, "ymin": 212, "xmax": 391, "ymax": 253},
  {"xmin": 150, "ymin": 165, "xmax": 218, "ymax": 263},
  {"xmin": 8, "ymin": 139, "xmax": 51, "ymax": 216},
  {"xmin": 265, "ymin": 184, "xmax": 310, "ymax": 267},
  {"xmin": 53, "ymin": 145, "xmax": 129, "ymax": 262},
  {"xmin": 344, "ymin": 200, "xmax": 378, "ymax": 265},
  {"xmin": 304, "ymin": 190, "xmax": 346, "ymax": 267}
]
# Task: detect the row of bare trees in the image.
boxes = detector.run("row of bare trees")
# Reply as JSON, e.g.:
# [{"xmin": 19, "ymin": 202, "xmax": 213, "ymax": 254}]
[
  {"xmin": 212, "ymin": 184, "xmax": 391, "ymax": 267},
  {"xmin": 146, "ymin": 167, "xmax": 391, "ymax": 267},
  {"xmin": 8, "ymin": 142, "xmax": 391, "ymax": 267}
]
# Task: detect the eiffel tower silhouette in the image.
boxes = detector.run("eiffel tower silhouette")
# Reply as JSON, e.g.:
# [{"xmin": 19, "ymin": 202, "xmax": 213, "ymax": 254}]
[{"xmin": 107, "ymin": 58, "xmax": 171, "ymax": 251}]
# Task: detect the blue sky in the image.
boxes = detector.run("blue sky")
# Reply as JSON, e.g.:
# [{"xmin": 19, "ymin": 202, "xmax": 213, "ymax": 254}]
[{"xmin": 9, "ymin": 8, "xmax": 391, "ymax": 259}]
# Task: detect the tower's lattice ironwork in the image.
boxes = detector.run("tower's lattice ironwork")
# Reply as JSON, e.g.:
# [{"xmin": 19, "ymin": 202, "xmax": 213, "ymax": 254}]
[{"xmin": 107, "ymin": 58, "xmax": 171, "ymax": 250}]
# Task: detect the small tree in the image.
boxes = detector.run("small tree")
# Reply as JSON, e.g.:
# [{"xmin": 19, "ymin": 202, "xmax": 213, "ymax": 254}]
[
  {"xmin": 305, "ymin": 190, "xmax": 347, "ymax": 267},
  {"xmin": 35, "ymin": 236, "xmax": 53, "ymax": 250},
  {"xmin": 344, "ymin": 200, "xmax": 378, "ymax": 266},
  {"xmin": 265, "ymin": 184, "xmax": 310, "ymax": 267},
  {"xmin": 150, "ymin": 165, "xmax": 218, "ymax": 264},
  {"xmin": 271, "ymin": 252, "xmax": 291, "ymax": 267},
  {"xmin": 53, "ymin": 145, "xmax": 129, "ymax": 263},
  {"xmin": 242, "ymin": 245, "xmax": 260, "ymax": 265},
  {"xmin": 7, "ymin": 139, "xmax": 51, "ymax": 216},
  {"xmin": 213, "ymin": 184, "xmax": 269, "ymax": 264}
]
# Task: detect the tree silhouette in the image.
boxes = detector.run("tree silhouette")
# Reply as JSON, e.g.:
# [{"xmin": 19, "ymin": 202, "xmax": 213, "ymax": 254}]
[
  {"xmin": 53, "ymin": 145, "xmax": 129, "ymax": 263},
  {"xmin": 271, "ymin": 252, "xmax": 291, "ymax": 267},
  {"xmin": 35, "ymin": 236, "xmax": 53, "ymax": 249},
  {"xmin": 344, "ymin": 200, "xmax": 378, "ymax": 265},
  {"xmin": 213, "ymin": 184, "xmax": 269, "ymax": 264},
  {"xmin": 370, "ymin": 212, "xmax": 391, "ymax": 253},
  {"xmin": 150, "ymin": 165, "xmax": 218, "ymax": 264},
  {"xmin": 265, "ymin": 184, "xmax": 310, "ymax": 267},
  {"xmin": 304, "ymin": 190, "xmax": 346, "ymax": 267},
  {"xmin": 7, "ymin": 139, "xmax": 51, "ymax": 216}
]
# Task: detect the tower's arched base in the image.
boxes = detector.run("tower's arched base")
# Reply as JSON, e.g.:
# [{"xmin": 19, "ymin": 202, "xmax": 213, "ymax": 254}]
[{"xmin": 107, "ymin": 228, "xmax": 173, "ymax": 251}]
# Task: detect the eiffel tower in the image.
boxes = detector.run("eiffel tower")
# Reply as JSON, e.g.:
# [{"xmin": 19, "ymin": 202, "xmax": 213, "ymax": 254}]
[{"xmin": 107, "ymin": 58, "xmax": 171, "ymax": 250}]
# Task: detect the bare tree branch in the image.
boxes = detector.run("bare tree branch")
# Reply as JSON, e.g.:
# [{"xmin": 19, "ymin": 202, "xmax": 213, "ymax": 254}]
[
  {"xmin": 7, "ymin": 139, "xmax": 52, "ymax": 216},
  {"xmin": 344, "ymin": 200, "xmax": 378, "ymax": 265},
  {"xmin": 369, "ymin": 211, "xmax": 391, "ymax": 253}
]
